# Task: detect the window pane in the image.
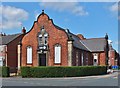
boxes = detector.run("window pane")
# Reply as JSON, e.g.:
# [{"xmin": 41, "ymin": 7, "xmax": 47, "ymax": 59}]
[
  {"xmin": 55, "ymin": 45, "xmax": 61, "ymax": 63},
  {"xmin": 44, "ymin": 37, "xmax": 47, "ymax": 44},
  {"xmin": 39, "ymin": 34, "xmax": 42, "ymax": 37},
  {"xmin": 27, "ymin": 47, "xmax": 32, "ymax": 64}
]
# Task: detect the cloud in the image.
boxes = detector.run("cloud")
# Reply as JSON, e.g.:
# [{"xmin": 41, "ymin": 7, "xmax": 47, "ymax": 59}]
[
  {"xmin": 39, "ymin": 2, "xmax": 88, "ymax": 16},
  {"xmin": 109, "ymin": 2, "xmax": 120, "ymax": 20},
  {"xmin": 109, "ymin": 3, "xmax": 120, "ymax": 20},
  {"xmin": 109, "ymin": 3, "xmax": 118, "ymax": 13},
  {"xmin": 0, "ymin": 5, "xmax": 29, "ymax": 30}
]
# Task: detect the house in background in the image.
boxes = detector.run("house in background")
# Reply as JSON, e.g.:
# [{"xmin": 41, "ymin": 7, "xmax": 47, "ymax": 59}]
[
  {"xmin": 80, "ymin": 37, "xmax": 109, "ymax": 66},
  {"xmin": 0, "ymin": 29, "xmax": 25, "ymax": 73}
]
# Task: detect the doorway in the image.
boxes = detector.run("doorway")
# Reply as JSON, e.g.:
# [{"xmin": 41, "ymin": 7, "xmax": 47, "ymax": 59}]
[
  {"xmin": 93, "ymin": 54, "xmax": 98, "ymax": 66},
  {"xmin": 39, "ymin": 54, "xmax": 46, "ymax": 66}
]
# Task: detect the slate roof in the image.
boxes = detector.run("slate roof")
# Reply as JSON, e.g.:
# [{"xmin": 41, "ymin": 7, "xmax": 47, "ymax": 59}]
[
  {"xmin": 0, "ymin": 33, "xmax": 21, "ymax": 45},
  {"xmin": 54, "ymin": 24, "xmax": 107, "ymax": 52},
  {"xmin": 70, "ymin": 33, "xmax": 89, "ymax": 51},
  {"xmin": 80, "ymin": 38, "xmax": 106, "ymax": 52},
  {"xmin": 54, "ymin": 24, "xmax": 89, "ymax": 51}
]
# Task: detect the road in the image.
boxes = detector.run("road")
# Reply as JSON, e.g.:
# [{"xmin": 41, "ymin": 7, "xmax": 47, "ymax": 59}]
[{"xmin": 1, "ymin": 72, "xmax": 119, "ymax": 87}]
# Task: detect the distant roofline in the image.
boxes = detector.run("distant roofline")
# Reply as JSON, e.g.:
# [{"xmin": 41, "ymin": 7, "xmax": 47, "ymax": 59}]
[
  {"xmin": 0, "ymin": 33, "xmax": 22, "ymax": 37},
  {"xmin": 0, "ymin": 33, "xmax": 22, "ymax": 45},
  {"xmin": 82, "ymin": 37, "xmax": 105, "ymax": 40}
]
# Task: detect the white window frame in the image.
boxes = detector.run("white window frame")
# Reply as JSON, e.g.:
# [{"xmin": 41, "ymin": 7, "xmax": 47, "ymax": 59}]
[
  {"xmin": 54, "ymin": 44, "xmax": 61, "ymax": 64},
  {"xmin": 27, "ymin": 46, "xmax": 32, "ymax": 64}
]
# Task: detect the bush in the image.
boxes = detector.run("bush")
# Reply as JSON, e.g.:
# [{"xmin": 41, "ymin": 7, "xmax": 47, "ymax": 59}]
[
  {"xmin": 0, "ymin": 66, "xmax": 10, "ymax": 77},
  {"xmin": 20, "ymin": 66, "xmax": 30, "ymax": 77},
  {"xmin": 21, "ymin": 66, "xmax": 107, "ymax": 78}
]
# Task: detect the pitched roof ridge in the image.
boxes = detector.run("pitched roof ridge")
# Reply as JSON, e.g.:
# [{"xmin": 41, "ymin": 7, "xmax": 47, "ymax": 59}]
[
  {"xmin": 82, "ymin": 37, "xmax": 105, "ymax": 40},
  {"xmin": 7, "ymin": 33, "xmax": 21, "ymax": 44},
  {"xmin": 0, "ymin": 33, "xmax": 21, "ymax": 37},
  {"xmin": 80, "ymin": 40, "xmax": 91, "ymax": 52},
  {"xmin": 6, "ymin": 33, "xmax": 21, "ymax": 36},
  {"xmin": 0, "ymin": 33, "xmax": 22, "ymax": 45}
]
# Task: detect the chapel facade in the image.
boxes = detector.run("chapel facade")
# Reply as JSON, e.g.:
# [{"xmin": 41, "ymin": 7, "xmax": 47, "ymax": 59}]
[
  {"xmin": 20, "ymin": 10, "xmax": 110, "ymax": 67},
  {"xmin": 0, "ymin": 10, "xmax": 119, "ymax": 73}
]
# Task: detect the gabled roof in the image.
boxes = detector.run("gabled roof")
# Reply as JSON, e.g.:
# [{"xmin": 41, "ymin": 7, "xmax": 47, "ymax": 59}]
[
  {"xmin": 0, "ymin": 33, "xmax": 21, "ymax": 45},
  {"xmin": 54, "ymin": 24, "xmax": 106, "ymax": 52},
  {"xmin": 80, "ymin": 38, "xmax": 106, "ymax": 52},
  {"xmin": 70, "ymin": 33, "xmax": 89, "ymax": 51},
  {"xmin": 33, "ymin": 11, "xmax": 107, "ymax": 52},
  {"xmin": 54, "ymin": 24, "xmax": 89, "ymax": 51}
]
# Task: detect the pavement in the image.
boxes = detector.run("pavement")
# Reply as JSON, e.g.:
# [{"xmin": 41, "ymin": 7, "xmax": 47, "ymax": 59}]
[{"xmin": 1, "ymin": 71, "xmax": 119, "ymax": 86}]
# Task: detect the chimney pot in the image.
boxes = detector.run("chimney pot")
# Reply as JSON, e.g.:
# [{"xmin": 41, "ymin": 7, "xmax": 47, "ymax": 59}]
[{"xmin": 22, "ymin": 27, "xmax": 26, "ymax": 34}]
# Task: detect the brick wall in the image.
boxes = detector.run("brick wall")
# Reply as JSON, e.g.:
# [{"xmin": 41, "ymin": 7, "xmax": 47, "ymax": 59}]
[
  {"xmin": 72, "ymin": 47, "xmax": 93, "ymax": 66},
  {"xmin": 99, "ymin": 52, "xmax": 106, "ymax": 65},
  {"xmin": 109, "ymin": 50, "xmax": 115, "ymax": 66},
  {"xmin": 7, "ymin": 35, "xmax": 24, "ymax": 72},
  {"xmin": 21, "ymin": 13, "xmax": 68, "ymax": 66}
]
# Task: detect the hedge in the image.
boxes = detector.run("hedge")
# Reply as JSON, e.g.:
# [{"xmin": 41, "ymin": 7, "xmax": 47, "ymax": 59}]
[
  {"xmin": 0, "ymin": 66, "xmax": 10, "ymax": 77},
  {"xmin": 21, "ymin": 66, "xmax": 107, "ymax": 78}
]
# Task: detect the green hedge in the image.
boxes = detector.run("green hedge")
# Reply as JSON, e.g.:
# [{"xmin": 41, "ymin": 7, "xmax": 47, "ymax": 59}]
[
  {"xmin": 0, "ymin": 66, "xmax": 10, "ymax": 77},
  {"xmin": 21, "ymin": 66, "xmax": 107, "ymax": 78}
]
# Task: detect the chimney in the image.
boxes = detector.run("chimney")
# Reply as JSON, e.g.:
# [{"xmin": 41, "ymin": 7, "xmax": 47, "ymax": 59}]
[
  {"xmin": 105, "ymin": 33, "xmax": 108, "ymax": 40},
  {"xmin": 77, "ymin": 34, "xmax": 85, "ymax": 40},
  {"xmin": 22, "ymin": 27, "xmax": 26, "ymax": 34}
]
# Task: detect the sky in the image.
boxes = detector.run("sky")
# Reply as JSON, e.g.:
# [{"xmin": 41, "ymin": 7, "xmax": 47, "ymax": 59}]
[{"xmin": 0, "ymin": 1, "xmax": 119, "ymax": 51}]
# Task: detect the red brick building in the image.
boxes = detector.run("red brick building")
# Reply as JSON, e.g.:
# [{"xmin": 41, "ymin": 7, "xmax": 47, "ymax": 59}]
[
  {"xmin": 20, "ymin": 11, "xmax": 111, "ymax": 67},
  {"xmin": 1, "ymin": 10, "xmax": 119, "ymax": 73}
]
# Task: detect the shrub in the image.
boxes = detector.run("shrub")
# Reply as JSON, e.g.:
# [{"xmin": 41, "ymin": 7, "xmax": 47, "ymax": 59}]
[
  {"xmin": 21, "ymin": 66, "xmax": 107, "ymax": 78},
  {"xmin": 0, "ymin": 66, "xmax": 10, "ymax": 77},
  {"xmin": 20, "ymin": 66, "xmax": 30, "ymax": 77}
]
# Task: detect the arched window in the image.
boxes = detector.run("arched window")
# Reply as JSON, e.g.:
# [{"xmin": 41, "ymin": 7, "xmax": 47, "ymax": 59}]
[
  {"xmin": 27, "ymin": 46, "xmax": 32, "ymax": 64},
  {"xmin": 54, "ymin": 44, "xmax": 61, "ymax": 64}
]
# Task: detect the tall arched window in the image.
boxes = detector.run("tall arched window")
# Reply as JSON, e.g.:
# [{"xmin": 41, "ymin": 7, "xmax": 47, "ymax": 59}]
[
  {"xmin": 54, "ymin": 44, "xmax": 61, "ymax": 64},
  {"xmin": 27, "ymin": 46, "xmax": 32, "ymax": 64}
]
